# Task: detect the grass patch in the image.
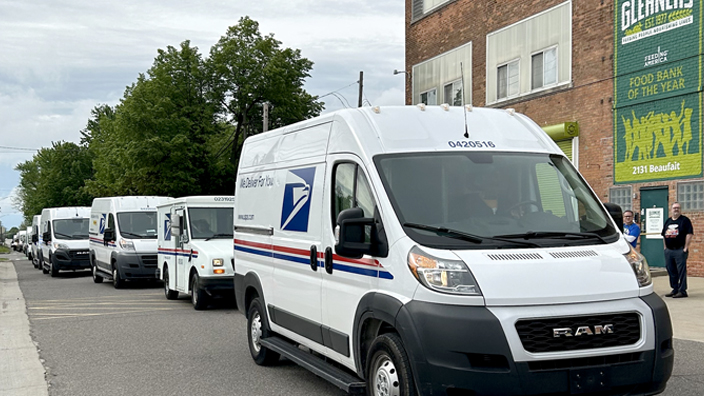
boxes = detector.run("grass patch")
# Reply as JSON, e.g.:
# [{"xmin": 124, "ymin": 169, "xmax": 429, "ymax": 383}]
[{"xmin": 0, "ymin": 245, "xmax": 10, "ymax": 254}]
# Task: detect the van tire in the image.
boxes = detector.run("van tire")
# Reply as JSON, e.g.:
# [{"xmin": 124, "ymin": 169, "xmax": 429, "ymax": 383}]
[
  {"xmin": 164, "ymin": 267, "xmax": 178, "ymax": 300},
  {"xmin": 247, "ymin": 297, "xmax": 280, "ymax": 366},
  {"xmin": 190, "ymin": 273, "xmax": 208, "ymax": 310},
  {"xmin": 366, "ymin": 333, "xmax": 415, "ymax": 396},
  {"xmin": 42, "ymin": 260, "xmax": 49, "ymax": 274},
  {"xmin": 50, "ymin": 260, "xmax": 59, "ymax": 277},
  {"xmin": 112, "ymin": 266, "xmax": 124, "ymax": 289},
  {"xmin": 92, "ymin": 265, "xmax": 103, "ymax": 283}
]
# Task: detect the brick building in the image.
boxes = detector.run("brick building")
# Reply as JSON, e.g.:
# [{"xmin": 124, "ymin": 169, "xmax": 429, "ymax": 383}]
[{"xmin": 404, "ymin": 0, "xmax": 704, "ymax": 276}]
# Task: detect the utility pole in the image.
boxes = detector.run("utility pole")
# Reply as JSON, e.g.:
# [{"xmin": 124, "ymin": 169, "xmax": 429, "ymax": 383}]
[
  {"xmin": 358, "ymin": 71, "xmax": 364, "ymax": 107},
  {"xmin": 263, "ymin": 103, "xmax": 269, "ymax": 132}
]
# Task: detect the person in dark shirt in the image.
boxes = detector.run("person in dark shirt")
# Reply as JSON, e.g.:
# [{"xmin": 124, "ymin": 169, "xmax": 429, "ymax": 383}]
[{"xmin": 661, "ymin": 202, "xmax": 693, "ymax": 298}]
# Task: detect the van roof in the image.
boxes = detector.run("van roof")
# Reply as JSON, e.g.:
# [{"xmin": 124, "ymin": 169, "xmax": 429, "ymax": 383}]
[
  {"xmin": 157, "ymin": 196, "xmax": 235, "ymax": 208},
  {"xmin": 240, "ymin": 106, "xmax": 561, "ymax": 169},
  {"xmin": 41, "ymin": 206, "xmax": 91, "ymax": 219}
]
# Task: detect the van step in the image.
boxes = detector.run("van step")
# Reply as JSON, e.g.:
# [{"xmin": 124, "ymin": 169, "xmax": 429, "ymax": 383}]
[{"xmin": 260, "ymin": 336, "xmax": 366, "ymax": 394}]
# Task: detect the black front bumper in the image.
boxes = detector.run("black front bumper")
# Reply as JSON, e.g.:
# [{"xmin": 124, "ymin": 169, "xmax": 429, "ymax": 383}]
[
  {"xmin": 53, "ymin": 249, "xmax": 91, "ymax": 270},
  {"xmin": 396, "ymin": 293, "xmax": 674, "ymax": 396},
  {"xmin": 115, "ymin": 252, "xmax": 158, "ymax": 279},
  {"xmin": 199, "ymin": 276, "xmax": 235, "ymax": 295}
]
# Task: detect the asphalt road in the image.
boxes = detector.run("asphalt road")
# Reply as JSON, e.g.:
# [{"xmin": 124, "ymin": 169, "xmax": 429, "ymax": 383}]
[{"xmin": 9, "ymin": 255, "xmax": 704, "ymax": 396}]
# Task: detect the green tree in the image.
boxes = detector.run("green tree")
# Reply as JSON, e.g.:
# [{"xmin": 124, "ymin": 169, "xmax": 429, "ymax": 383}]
[
  {"xmin": 207, "ymin": 16, "xmax": 324, "ymax": 169},
  {"xmin": 14, "ymin": 142, "xmax": 94, "ymax": 223}
]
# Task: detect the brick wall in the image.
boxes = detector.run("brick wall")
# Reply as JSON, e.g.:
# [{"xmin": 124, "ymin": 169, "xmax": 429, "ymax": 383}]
[{"xmin": 406, "ymin": 0, "xmax": 704, "ymax": 277}]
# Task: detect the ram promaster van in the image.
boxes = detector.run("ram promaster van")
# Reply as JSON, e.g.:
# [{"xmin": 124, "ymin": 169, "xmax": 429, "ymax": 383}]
[
  {"xmin": 31, "ymin": 215, "xmax": 42, "ymax": 269},
  {"xmin": 233, "ymin": 106, "xmax": 673, "ymax": 396},
  {"xmin": 157, "ymin": 196, "xmax": 235, "ymax": 310},
  {"xmin": 40, "ymin": 207, "xmax": 91, "ymax": 276},
  {"xmin": 89, "ymin": 196, "xmax": 172, "ymax": 288}
]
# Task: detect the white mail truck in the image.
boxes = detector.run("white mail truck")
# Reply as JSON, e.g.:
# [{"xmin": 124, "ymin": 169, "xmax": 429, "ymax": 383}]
[
  {"xmin": 31, "ymin": 215, "xmax": 42, "ymax": 269},
  {"xmin": 233, "ymin": 105, "xmax": 672, "ymax": 396},
  {"xmin": 156, "ymin": 196, "xmax": 235, "ymax": 310},
  {"xmin": 89, "ymin": 196, "xmax": 171, "ymax": 288},
  {"xmin": 40, "ymin": 207, "xmax": 91, "ymax": 277}
]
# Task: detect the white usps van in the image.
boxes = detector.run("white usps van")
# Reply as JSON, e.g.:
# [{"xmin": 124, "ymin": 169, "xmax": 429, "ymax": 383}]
[
  {"xmin": 89, "ymin": 196, "xmax": 171, "ymax": 288},
  {"xmin": 233, "ymin": 106, "xmax": 672, "ymax": 396},
  {"xmin": 31, "ymin": 215, "xmax": 42, "ymax": 268},
  {"xmin": 157, "ymin": 196, "xmax": 235, "ymax": 310},
  {"xmin": 39, "ymin": 207, "xmax": 91, "ymax": 277}
]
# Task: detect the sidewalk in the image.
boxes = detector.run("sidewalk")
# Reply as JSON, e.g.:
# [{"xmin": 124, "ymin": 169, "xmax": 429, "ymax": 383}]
[
  {"xmin": 0, "ymin": 253, "xmax": 48, "ymax": 396},
  {"xmin": 651, "ymin": 268, "xmax": 704, "ymax": 343}
]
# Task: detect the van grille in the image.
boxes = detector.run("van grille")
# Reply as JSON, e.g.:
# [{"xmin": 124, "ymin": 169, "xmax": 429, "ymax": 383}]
[
  {"xmin": 515, "ymin": 313, "xmax": 641, "ymax": 353},
  {"xmin": 141, "ymin": 255, "xmax": 157, "ymax": 267},
  {"xmin": 485, "ymin": 253, "xmax": 543, "ymax": 261},
  {"xmin": 549, "ymin": 250, "xmax": 599, "ymax": 259},
  {"xmin": 527, "ymin": 352, "xmax": 643, "ymax": 372}
]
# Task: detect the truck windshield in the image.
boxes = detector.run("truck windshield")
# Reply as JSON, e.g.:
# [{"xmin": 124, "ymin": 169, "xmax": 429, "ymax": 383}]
[
  {"xmin": 188, "ymin": 207, "xmax": 234, "ymax": 240},
  {"xmin": 53, "ymin": 219, "xmax": 90, "ymax": 240},
  {"xmin": 374, "ymin": 152, "xmax": 619, "ymax": 249},
  {"xmin": 117, "ymin": 212, "xmax": 158, "ymax": 239}
]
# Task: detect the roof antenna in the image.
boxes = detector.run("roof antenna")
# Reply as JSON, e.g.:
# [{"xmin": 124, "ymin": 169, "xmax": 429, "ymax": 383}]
[{"xmin": 460, "ymin": 62, "xmax": 470, "ymax": 138}]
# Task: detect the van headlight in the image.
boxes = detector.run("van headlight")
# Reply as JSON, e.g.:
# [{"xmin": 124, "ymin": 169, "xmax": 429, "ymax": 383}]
[
  {"xmin": 624, "ymin": 245, "xmax": 652, "ymax": 287},
  {"xmin": 119, "ymin": 239, "xmax": 135, "ymax": 251},
  {"xmin": 212, "ymin": 258, "xmax": 224, "ymax": 267},
  {"xmin": 407, "ymin": 246, "xmax": 481, "ymax": 295},
  {"xmin": 53, "ymin": 243, "xmax": 69, "ymax": 250}
]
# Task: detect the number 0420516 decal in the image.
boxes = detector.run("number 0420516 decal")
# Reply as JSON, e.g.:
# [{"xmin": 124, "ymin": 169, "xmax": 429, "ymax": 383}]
[{"xmin": 448, "ymin": 140, "xmax": 496, "ymax": 148}]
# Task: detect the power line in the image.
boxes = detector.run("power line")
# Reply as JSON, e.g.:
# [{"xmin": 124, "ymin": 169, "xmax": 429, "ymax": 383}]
[{"xmin": 0, "ymin": 145, "xmax": 37, "ymax": 152}]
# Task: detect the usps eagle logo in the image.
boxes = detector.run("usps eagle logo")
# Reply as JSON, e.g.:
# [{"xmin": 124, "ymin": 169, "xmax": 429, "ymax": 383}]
[
  {"xmin": 164, "ymin": 213, "xmax": 172, "ymax": 241},
  {"xmin": 99, "ymin": 214, "xmax": 107, "ymax": 234},
  {"xmin": 280, "ymin": 167, "xmax": 316, "ymax": 232}
]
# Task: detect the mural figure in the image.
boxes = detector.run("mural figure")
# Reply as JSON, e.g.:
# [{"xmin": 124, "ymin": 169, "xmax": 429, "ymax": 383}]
[{"xmin": 622, "ymin": 100, "xmax": 693, "ymax": 161}]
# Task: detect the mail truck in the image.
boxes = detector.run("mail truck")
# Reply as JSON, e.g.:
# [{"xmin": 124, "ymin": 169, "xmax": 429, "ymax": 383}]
[
  {"xmin": 157, "ymin": 196, "xmax": 235, "ymax": 310},
  {"xmin": 31, "ymin": 215, "xmax": 42, "ymax": 268},
  {"xmin": 40, "ymin": 207, "xmax": 91, "ymax": 277},
  {"xmin": 233, "ymin": 105, "xmax": 672, "ymax": 396}
]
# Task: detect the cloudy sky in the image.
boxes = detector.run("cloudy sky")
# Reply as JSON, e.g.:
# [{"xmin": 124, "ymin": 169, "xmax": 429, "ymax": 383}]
[{"xmin": 0, "ymin": 0, "xmax": 406, "ymax": 230}]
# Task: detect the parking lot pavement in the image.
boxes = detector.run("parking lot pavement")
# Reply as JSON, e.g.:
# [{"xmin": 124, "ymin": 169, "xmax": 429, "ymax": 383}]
[
  {"xmin": 652, "ymin": 269, "xmax": 704, "ymax": 343},
  {"xmin": 0, "ymin": 253, "xmax": 48, "ymax": 396}
]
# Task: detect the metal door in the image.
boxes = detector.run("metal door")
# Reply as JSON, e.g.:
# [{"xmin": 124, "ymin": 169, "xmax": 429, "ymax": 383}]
[{"xmin": 640, "ymin": 187, "xmax": 667, "ymax": 268}]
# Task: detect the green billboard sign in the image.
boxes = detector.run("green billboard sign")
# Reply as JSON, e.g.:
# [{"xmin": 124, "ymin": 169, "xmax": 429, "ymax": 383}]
[{"xmin": 614, "ymin": 0, "xmax": 703, "ymax": 184}]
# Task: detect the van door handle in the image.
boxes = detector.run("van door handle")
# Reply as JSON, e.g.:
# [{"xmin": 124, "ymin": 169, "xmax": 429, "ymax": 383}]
[
  {"xmin": 309, "ymin": 245, "xmax": 318, "ymax": 271},
  {"xmin": 325, "ymin": 247, "xmax": 333, "ymax": 274}
]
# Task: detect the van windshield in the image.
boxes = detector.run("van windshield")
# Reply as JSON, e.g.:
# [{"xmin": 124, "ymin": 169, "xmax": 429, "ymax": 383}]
[
  {"xmin": 53, "ymin": 219, "xmax": 89, "ymax": 240},
  {"xmin": 188, "ymin": 208, "xmax": 234, "ymax": 240},
  {"xmin": 374, "ymin": 152, "xmax": 619, "ymax": 249},
  {"xmin": 117, "ymin": 212, "xmax": 158, "ymax": 239}
]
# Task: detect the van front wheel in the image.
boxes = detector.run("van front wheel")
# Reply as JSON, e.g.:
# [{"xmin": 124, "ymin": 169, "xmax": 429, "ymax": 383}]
[
  {"xmin": 190, "ymin": 273, "xmax": 208, "ymax": 310},
  {"xmin": 164, "ymin": 267, "xmax": 178, "ymax": 300},
  {"xmin": 247, "ymin": 298, "xmax": 280, "ymax": 366},
  {"xmin": 366, "ymin": 333, "xmax": 415, "ymax": 396}
]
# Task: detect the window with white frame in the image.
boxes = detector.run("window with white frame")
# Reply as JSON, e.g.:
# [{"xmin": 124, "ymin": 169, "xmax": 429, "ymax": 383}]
[
  {"xmin": 420, "ymin": 89, "xmax": 437, "ymax": 105},
  {"xmin": 609, "ymin": 186, "xmax": 632, "ymax": 212},
  {"xmin": 486, "ymin": 1, "xmax": 571, "ymax": 104},
  {"xmin": 444, "ymin": 80, "xmax": 463, "ymax": 106},
  {"xmin": 678, "ymin": 181, "xmax": 704, "ymax": 211},
  {"xmin": 497, "ymin": 60, "xmax": 519, "ymax": 100},
  {"xmin": 532, "ymin": 47, "xmax": 557, "ymax": 90},
  {"xmin": 422, "ymin": 0, "xmax": 451, "ymax": 13},
  {"xmin": 412, "ymin": 42, "xmax": 472, "ymax": 106}
]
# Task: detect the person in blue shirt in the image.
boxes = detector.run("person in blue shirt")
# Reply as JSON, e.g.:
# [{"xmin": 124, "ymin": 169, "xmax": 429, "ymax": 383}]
[{"xmin": 623, "ymin": 210, "xmax": 640, "ymax": 248}]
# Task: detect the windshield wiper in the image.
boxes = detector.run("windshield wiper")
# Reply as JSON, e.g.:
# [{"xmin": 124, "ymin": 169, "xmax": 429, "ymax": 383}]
[
  {"xmin": 494, "ymin": 231, "xmax": 607, "ymax": 244},
  {"xmin": 121, "ymin": 231, "xmax": 145, "ymax": 239},
  {"xmin": 403, "ymin": 223, "xmax": 540, "ymax": 247},
  {"xmin": 205, "ymin": 234, "xmax": 233, "ymax": 241},
  {"xmin": 54, "ymin": 232, "xmax": 73, "ymax": 239}
]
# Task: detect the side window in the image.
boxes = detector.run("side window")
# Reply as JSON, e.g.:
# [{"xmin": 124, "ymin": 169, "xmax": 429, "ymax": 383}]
[
  {"xmin": 107, "ymin": 214, "xmax": 115, "ymax": 230},
  {"xmin": 332, "ymin": 162, "xmax": 376, "ymax": 227}
]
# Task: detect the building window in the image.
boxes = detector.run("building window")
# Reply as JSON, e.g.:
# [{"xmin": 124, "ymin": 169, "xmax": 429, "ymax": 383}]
[
  {"xmin": 422, "ymin": 0, "xmax": 451, "ymax": 13},
  {"xmin": 678, "ymin": 181, "xmax": 704, "ymax": 211},
  {"xmin": 444, "ymin": 80, "xmax": 463, "ymax": 106},
  {"xmin": 497, "ymin": 60, "xmax": 519, "ymax": 100},
  {"xmin": 532, "ymin": 47, "xmax": 557, "ymax": 90},
  {"xmin": 609, "ymin": 186, "xmax": 632, "ymax": 212},
  {"xmin": 412, "ymin": 42, "xmax": 472, "ymax": 106},
  {"xmin": 420, "ymin": 89, "xmax": 437, "ymax": 105}
]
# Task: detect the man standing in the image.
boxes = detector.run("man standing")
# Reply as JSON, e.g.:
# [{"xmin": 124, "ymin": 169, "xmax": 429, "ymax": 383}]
[
  {"xmin": 661, "ymin": 202, "xmax": 693, "ymax": 298},
  {"xmin": 623, "ymin": 210, "xmax": 640, "ymax": 248}
]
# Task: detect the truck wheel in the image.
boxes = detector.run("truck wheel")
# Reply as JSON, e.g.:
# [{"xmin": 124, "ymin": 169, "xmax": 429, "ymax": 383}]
[
  {"xmin": 42, "ymin": 259, "xmax": 49, "ymax": 274},
  {"xmin": 112, "ymin": 266, "xmax": 124, "ymax": 289},
  {"xmin": 247, "ymin": 297, "xmax": 280, "ymax": 365},
  {"xmin": 163, "ymin": 267, "xmax": 178, "ymax": 300},
  {"xmin": 366, "ymin": 333, "xmax": 415, "ymax": 396},
  {"xmin": 190, "ymin": 273, "xmax": 208, "ymax": 310},
  {"xmin": 50, "ymin": 260, "xmax": 59, "ymax": 277},
  {"xmin": 92, "ymin": 265, "xmax": 103, "ymax": 283}
]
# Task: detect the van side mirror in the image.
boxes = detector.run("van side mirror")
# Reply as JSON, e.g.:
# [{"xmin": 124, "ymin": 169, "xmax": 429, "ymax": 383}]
[
  {"xmin": 603, "ymin": 202, "xmax": 624, "ymax": 232},
  {"xmin": 32, "ymin": 234, "xmax": 38, "ymax": 243},
  {"xmin": 335, "ymin": 207, "xmax": 388, "ymax": 259},
  {"xmin": 104, "ymin": 229, "xmax": 115, "ymax": 243},
  {"xmin": 43, "ymin": 232, "xmax": 51, "ymax": 242}
]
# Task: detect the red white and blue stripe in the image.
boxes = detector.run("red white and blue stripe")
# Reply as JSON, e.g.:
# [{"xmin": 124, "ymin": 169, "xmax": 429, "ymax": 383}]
[
  {"xmin": 90, "ymin": 236, "xmax": 116, "ymax": 248},
  {"xmin": 234, "ymin": 239, "xmax": 393, "ymax": 279},
  {"xmin": 158, "ymin": 248, "xmax": 199, "ymax": 258}
]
